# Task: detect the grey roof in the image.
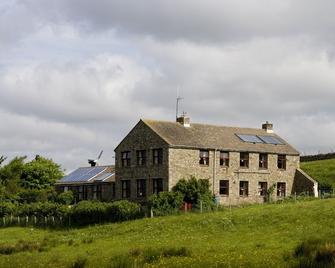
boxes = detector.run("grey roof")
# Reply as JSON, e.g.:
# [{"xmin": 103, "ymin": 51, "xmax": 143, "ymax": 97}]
[
  {"xmin": 57, "ymin": 166, "xmax": 115, "ymax": 185},
  {"xmin": 142, "ymin": 119, "xmax": 300, "ymax": 155}
]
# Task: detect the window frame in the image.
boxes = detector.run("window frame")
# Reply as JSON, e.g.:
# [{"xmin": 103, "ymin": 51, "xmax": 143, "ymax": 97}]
[
  {"xmin": 121, "ymin": 151, "xmax": 131, "ymax": 167},
  {"xmin": 220, "ymin": 151, "xmax": 229, "ymax": 167},
  {"xmin": 136, "ymin": 150, "xmax": 147, "ymax": 166},
  {"xmin": 219, "ymin": 180, "xmax": 229, "ymax": 196},
  {"xmin": 121, "ymin": 180, "xmax": 131, "ymax": 198},
  {"xmin": 136, "ymin": 179, "xmax": 146, "ymax": 198},
  {"xmin": 240, "ymin": 152, "xmax": 249, "ymax": 168},
  {"xmin": 239, "ymin": 181, "xmax": 249, "ymax": 197},
  {"xmin": 277, "ymin": 182, "xmax": 286, "ymax": 197},
  {"xmin": 258, "ymin": 181, "xmax": 268, "ymax": 196},
  {"xmin": 259, "ymin": 153, "xmax": 268, "ymax": 169},
  {"xmin": 152, "ymin": 149, "xmax": 163, "ymax": 165},
  {"xmin": 199, "ymin": 150, "xmax": 209, "ymax": 166},
  {"xmin": 152, "ymin": 178, "xmax": 163, "ymax": 194},
  {"xmin": 277, "ymin": 154, "xmax": 286, "ymax": 170}
]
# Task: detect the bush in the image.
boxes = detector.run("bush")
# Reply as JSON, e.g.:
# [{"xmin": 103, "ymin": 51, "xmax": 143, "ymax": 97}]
[
  {"xmin": 172, "ymin": 176, "xmax": 214, "ymax": 209},
  {"xmin": 70, "ymin": 201, "xmax": 107, "ymax": 226},
  {"xmin": 18, "ymin": 188, "xmax": 57, "ymax": 204},
  {"xmin": 148, "ymin": 191, "xmax": 183, "ymax": 216},
  {"xmin": 57, "ymin": 191, "xmax": 74, "ymax": 205},
  {"xmin": 0, "ymin": 202, "xmax": 17, "ymax": 217},
  {"xmin": 105, "ymin": 200, "xmax": 142, "ymax": 222},
  {"xmin": 17, "ymin": 202, "xmax": 68, "ymax": 217}
]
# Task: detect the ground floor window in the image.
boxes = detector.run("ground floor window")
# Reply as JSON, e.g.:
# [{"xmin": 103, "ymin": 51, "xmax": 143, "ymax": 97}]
[
  {"xmin": 239, "ymin": 181, "xmax": 249, "ymax": 197},
  {"xmin": 258, "ymin": 182, "xmax": 268, "ymax": 196},
  {"xmin": 277, "ymin": 182, "xmax": 286, "ymax": 197},
  {"xmin": 219, "ymin": 180, "xmax": 229, "ymax": 195},
  {"xmin": 137, "ymin": 179, "xmax": 146, "ymax": 197},
  {"xmin": 152, "ymin": 178, "xmax": 163, "ymax": 194},
  {"xmin": 121, "ymin": 180, "xmax": 131, "ymax": 198}
]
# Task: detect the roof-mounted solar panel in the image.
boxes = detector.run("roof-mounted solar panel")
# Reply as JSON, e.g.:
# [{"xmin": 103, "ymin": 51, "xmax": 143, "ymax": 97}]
[
  {"xmin": 257, "ymin": 135, "xmax": 284, "ymax": 145},
  {"xmin": 236, "ymin": 134, "xmax": 264, "ymax": 143},
  {"xmin": 60, "ymin": 166, "xmax": 106, "ymax": 182}
]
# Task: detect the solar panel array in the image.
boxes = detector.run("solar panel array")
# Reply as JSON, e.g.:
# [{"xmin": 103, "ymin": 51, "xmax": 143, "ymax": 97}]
[
  {"xmin": 60, "ymin": 166, "xmax": 106, "ymax": 182},
  {"xmin": 236, "ymin": 134, "xmax": 284, "ymax": 145}
]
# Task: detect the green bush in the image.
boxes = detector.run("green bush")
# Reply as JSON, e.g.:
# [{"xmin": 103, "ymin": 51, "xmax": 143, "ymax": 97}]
[
  {"xmin": 172, "ymin": 176, "xmax": 214, "ymax": 210},
  {"xmin": 18, "ymin": 188, "xmax": 57, "ymax": 204},
  {"xmin": 105, "ymin": 200, "xmax": 142, "ymax": 222},
  {"xmin": 0, "ymin": 202, "xmax": 17, "ymax": 217},
  {"xmin": 57, "ymin": 191, "xmax": 74, "ymax": 205},
  {"xmin": 70, "ymin": 201, "xmax": 107, "ymax": 225},
  {"xmin": 148, "ymin": 191, "xmax": 183, "ymax": 216},
  {"xmin": 17, "ymin": 202, "xmax": 68, "ymax": 217}
]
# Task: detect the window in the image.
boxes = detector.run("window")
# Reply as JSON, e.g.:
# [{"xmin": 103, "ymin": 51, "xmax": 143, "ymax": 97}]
[
  {"xmin": 239, "ymin": 181, "xmax": 249, "ymax": 196},
  {"xmin": 137, "ymin": 179, "xmax": 146, "ymax": 197},
  {"xmin": 136, "ymin": 150, "xmax": 146, "ymax": 166},
  {"xmin": 277, "ymin": 182, "xmax": 286, "ymax": 197},
  {"xmin": 153, "ymin": 149, "xmax": 163, "ymax": 165},
  {"xmin": 199, "ymin": 150, "xmax": 209, "ymax": 165},
  {"xmin": 258, "ymin": 182, "xmax": 268, "ymax": 196},
  {"xmin": 240, "ymin": 152, "xmax": 249, "ymax": 168},
  {"xmin": 277, "ymin": 155, "xmax": 286, "ymax": 170},
  {"xmin": 220, "ymin": 151, "xmax": 229, "ymax": 167},
  {"xmin": 121, "ymin": 151, "xmax": 131, "ymax": 167},
  {"xmin": 121, "ymin": 180, "xmax": 131, "ymax": 198},
  {"xmin": 219, "ymin": 180, "xmax": 229, "ymax": 195},
  {"xmin": 259, "ymin": 153, "xmax": 268, "ymax": 169},
  {"xmin": 78, "ymin": 186, "xmax": 83, "ymax": 200},
  {"xmin": 152, "ymin": 178, "xmax": 163, "ymax": 194}
]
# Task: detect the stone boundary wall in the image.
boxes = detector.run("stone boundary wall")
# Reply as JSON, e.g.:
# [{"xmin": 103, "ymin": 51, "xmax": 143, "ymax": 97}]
[{"xmin": 300, "ymin": 152, "xmax": 335, "ymax": 162}]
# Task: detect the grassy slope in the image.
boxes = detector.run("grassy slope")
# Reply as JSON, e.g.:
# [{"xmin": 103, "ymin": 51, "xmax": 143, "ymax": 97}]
[
  {"xmin": 301, "ymin": 159, "xmax": 335, "ymax": 188},
  {"xmin": 0, "ymin": 199, "xmax": 335, "ymax": 267}
]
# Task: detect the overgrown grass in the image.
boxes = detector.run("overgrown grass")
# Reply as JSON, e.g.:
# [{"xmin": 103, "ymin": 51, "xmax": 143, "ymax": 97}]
[
  {"xmin": 0, "ymin": 199, "xmax": 335, "ymax": 267},
  {"xmin": 301, "ymin": 159, "xmax": 335, "ymax": 189}
]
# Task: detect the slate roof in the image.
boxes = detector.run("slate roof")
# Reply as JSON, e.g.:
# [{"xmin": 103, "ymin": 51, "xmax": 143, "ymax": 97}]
[
  {"xmin": 142, "ymin": 119, "xmax": 299, "ymax": 155},
  {"xmin": 56, "ymin": 166, "xmax": 115, "ymax": 185}
]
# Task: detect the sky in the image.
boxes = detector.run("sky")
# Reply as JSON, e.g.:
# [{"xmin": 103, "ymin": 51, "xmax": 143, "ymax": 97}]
[{"xmin": 1, "ymin": 0, "xmax": 335, "ymax": 172}]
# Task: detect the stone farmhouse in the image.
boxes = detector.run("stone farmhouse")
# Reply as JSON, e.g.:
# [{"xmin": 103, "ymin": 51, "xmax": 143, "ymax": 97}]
[{"xmin": 114, "ymin": 116, "xmax": 318, "ymax": 205}]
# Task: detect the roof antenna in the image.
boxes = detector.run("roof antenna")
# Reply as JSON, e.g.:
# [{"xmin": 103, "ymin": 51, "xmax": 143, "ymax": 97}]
[
  {"xmin": 88, "ymin": 150, "xmax": 103, "ymax": 167},
  {"xmin": 176, "ymin": 87, "xmax": 183, "ymax": 121}
]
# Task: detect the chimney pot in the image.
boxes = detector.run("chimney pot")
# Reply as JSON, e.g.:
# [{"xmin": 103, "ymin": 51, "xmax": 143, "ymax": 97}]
[
  {"xmin": 262, "ymin": 121, "xmax": 273, "ymax": 133},
  {"xmin": 177, "ymin": 114, "xmax": 190, "ymax": 127}
]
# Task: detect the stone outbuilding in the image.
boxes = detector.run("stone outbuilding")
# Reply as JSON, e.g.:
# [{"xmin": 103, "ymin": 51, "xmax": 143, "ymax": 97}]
[{"xmin": 114, "ymin": 116, "xmax": 318, "ymax": 205}]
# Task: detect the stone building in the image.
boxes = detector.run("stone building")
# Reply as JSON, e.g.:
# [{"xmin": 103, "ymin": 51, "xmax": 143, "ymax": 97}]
[
  {"xmin": 55, "ymin": 166, "xmax": 115, "ymax": 202},
  {"xmin": 114, "ymin": 116, "xmax": 317, "ymax": 205}
]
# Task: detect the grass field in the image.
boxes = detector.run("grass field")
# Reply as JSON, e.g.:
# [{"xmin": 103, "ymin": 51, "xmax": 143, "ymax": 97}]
[
  {"xmin": 301, "ymin": 158, "xmax": 335, "ymax": 188},
  {"xmin": 0, "ymin": 198, "xmax": 335, "ymax": 267}
]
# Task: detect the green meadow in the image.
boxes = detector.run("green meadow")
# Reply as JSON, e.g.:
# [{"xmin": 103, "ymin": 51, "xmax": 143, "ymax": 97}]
[
  {"xmin": 301, "ymin": 158, "xmax": 335, "ymax": 189},
  {"xmin": 0, "ymin": 198, "xmax": 335, "ymax": 267}
]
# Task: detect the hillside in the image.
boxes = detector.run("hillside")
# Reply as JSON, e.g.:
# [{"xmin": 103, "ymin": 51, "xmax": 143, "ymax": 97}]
[
  {"xmin": 301, "ymin": 158, "xmax": 335, "ymax": 189},
  {"xmin": 0, "ymin": 199, "xmax": 335, "ymax": 267}
]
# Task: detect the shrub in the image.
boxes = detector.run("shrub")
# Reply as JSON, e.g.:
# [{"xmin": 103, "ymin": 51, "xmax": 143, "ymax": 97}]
[
  {"xmin": 57, "ymin": 191, "xmax": 74, "ymax": 205},
  {"xmin": 172, "ymin": 176, "xmax": 214, "ymax": 209},
  {"xmin": 105, "ymin": 200, "xmax": 142, "ymax": 222},
  {"xmin": 18, "ymin": 188, "xmax": 57, "ymax": 204},
  {"xmin": 148, "ymin": 191, "xmax": 183, "ymax": 216},
  {"xmin": 70, "ymin": 201, "xmax": 107, "ymax": 226},
  {"xmin": 0, "ymin": 202, "xmax": 16, "ymax": 217},
  {"xmin": 17, "ymin": 202, "xmax": 68, "ymax": 217}
]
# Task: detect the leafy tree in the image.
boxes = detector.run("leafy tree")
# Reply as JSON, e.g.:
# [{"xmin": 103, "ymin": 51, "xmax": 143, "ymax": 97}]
[
  {"xmin": 57, "ymin": 191, "xmax": 74, "ymax": 205},
  {"xmin": 172, "ymin": 176, "xmax": 214, "ymax": 209},
  {"xmin": 0, "ymin": 156, "xmax": 7, "ymax": 166},
  {"xmin": 148, "ymin": 191, "xmax": 184, "ymax": 216},
  {"xmin": 0, "ymin": 156, "xmax": 26, "ymax": 195},
  {"xmin": 20, "ymin": 155, "xmax": 64, "ymax": 189}
]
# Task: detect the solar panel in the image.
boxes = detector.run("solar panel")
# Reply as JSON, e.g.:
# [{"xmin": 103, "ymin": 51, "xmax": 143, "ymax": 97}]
[
  {"xmin": 258, "ymin": 135, "xmax": 284, "ymax": 145},
  {"xmin": 94, "ymin": 173, "xmax": 114, "ymax": 182},
  {"xmin": 236, "ymin": 134, "xmax": 264, "ymax": 143},
  {"xmin": 60, "ymin": 167, "xmax": 106, "ymax": 182}
]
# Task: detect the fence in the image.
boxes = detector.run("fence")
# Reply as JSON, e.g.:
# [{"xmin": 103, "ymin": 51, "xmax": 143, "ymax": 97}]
[{"xmin": 0, "ymin": 215, "xmax": 72, "ymax": 228}]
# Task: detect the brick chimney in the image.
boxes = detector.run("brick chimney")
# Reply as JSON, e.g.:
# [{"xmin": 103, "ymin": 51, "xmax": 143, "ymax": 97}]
[
  {"xmin": 177, "ymin": 114, "xmax": 190, "ymax": 127},
  {"xmin": 262, "ymin": 121, "xmax": 273, "ymax": 133}
]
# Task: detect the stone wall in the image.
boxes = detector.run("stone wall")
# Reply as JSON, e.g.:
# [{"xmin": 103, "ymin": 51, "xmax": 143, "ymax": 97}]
[
  {"xmin": 114, "ymin": 120, "xmax": 169, "ymax": 201},
  {"xmin": 169, "ymin": 148, "xmax": 300, "ymax": 205},
  {"xmin": 292, "ymin": 168, "xmax": 318, "ymax": 197}
]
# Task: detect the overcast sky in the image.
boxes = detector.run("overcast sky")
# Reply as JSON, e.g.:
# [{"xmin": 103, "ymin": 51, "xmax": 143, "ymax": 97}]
[{"xmin": 1, "ymin": 0, "xmax": 335, "ymax": 172}]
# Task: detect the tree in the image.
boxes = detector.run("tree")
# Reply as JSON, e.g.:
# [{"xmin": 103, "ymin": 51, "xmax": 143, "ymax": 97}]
[
  {"xmin": 20, "ymin": 155, "xmax": 64, "ymax": 189},
  {"xmin": 0, "ymin": 156, "xmax": 7, "ymax": 166},
  {"xmin": 0, "ymin": 156, "xmax": 26, "ymax": 195}
]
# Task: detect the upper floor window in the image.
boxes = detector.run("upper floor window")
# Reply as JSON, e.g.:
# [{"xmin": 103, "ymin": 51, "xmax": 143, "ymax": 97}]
[
  {"xmin": 220, "ymin": 151, "xmax": 229, "ymax": 167},
  {"xmin": 121, "ymin": 151, "xmax": 131, "ymax": 167},
  {"xmin": 153, "ymin": 149, "xmax": 163, "ymax": 165},
  {"xmin": 259, "ymin": 153, "xmax": 268, "ymax": 169},
  {"xmin": 219, "ymin": 180, "xmax": 229, "ymax": 195},
  {"xmin": 277, "ymin": 182, "xmax": 286, "ymax": 197},
  {"xmin": 199, "ymin": 150, "xmax": 209, "ymax": 165},
  {"xmin": 121, "ymin": 180, "xmax": 131, "ymax": 198},
  {"xmin": 258, "ymin": 182, "xmax": 268, "ymax": 196},
  {"xmin": 240, "ymin": 152, "xmax": 249, "ymax": 168},
  {"xmin": 152, "ymin": 178, "xmax": 163, "ymax": 194},
  {"xmin": 137, "ymin": 179, "xmax": 146, "ymax": 198},
  {"xmin": 239, "ymin": 181, "xmax": 249, "ymax": 197},
  {"xmin": 277, "ymin": 155, "xmax": 286, "ymax": 170},
  {"xmin": 136, "ymin": 150, "xmax": 147, "ymax": 166}
]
